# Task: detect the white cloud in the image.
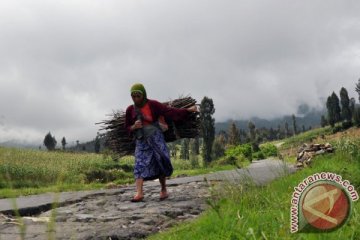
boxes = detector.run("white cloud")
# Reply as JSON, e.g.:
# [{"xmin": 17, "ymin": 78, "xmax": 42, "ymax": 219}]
[{"xmin": 1, "ymin": 0, "xmax": 360, "ymax": 144}]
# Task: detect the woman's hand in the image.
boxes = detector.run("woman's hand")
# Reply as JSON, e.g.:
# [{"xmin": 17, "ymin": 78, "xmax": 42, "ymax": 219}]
[
  {"xmin": 187, "ymin": 105, "xmax": 198, "ymax": 113},
  {"xmin": 131, "ymin": 120, "xmax": 143, "ymax": 131}
]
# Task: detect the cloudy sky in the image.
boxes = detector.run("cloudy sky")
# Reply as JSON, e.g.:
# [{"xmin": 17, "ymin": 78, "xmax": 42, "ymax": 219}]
[{"xmin": 1, "ymin": 0, "xmax": 360, "ymax": 146}]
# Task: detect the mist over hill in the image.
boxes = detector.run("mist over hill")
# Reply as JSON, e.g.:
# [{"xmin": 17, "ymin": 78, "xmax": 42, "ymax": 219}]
[{"xmin": 215, "ymin": 104, "xmax": 325, "ymax": 133}]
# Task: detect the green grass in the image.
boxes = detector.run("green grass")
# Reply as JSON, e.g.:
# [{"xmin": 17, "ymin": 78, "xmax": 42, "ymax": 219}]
[
  {"xmin": 0, "ymin": 147, "xmax": 238, "ymax": 198},
  {"xmin": 148, "ymin": 138, "xmax": 360, "ymax": 240}
]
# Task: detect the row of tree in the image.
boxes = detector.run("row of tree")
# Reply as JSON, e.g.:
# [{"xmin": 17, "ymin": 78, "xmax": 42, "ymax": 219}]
[
  {"xmin": 43, "ymin": 132, "xmax": 101, "ymax": 153},
  {"xmin": 323, "ymin": 80, "xmax": 360, "ymax": 128}
]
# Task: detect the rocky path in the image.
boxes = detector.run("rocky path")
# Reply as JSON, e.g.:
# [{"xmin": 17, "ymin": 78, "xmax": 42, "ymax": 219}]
[{"xmin": 0, "ymin": 159, "xmax": 296, "ymax": 240}]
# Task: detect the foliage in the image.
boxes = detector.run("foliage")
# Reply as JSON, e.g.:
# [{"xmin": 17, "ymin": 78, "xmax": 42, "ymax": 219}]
[
  {"xmin": 43, "ymin": 132, "xmax": 57, "ymax": 151},
  {"xmin": 190, "ymin": 137, "xmax": 200, "ymax": 155},
  {"xmin": 259, "ymin": 143, "xmax": 278, "ymax": 158},
  {"xmin": 200, "ymin": 96, "xmax": 215, "ymax": 164},
  {"xmin": 225, "ymin": 143, "xmax": 252, "ymax": 162},
  {"xmin": 292, "ymin": 114, "xmax": 297, "ymax": 135},
  {"xmin": 320, "ymin": 115, "xmax": 327, "ymax": 127},
  {"xmin": 228, "ymin": 121, "xmax": 240, "ymax": 145},
  {"xmin": 326, "ymin": 92, "xmax": 341, "ymax": 127},
  {"xmin": 61, "ymin": 137, "xmax": 67, "ymax": 150},
  {"xmin": 354, "ymin": 106, "xmax": 360, "ymax": 127},
  {"xmin": 180, "ymin": 138, "xmax": 190, "ymax": 160},
  {"xmin": 340, "ymin": 87, "xmax": 352, "ymax": 122},
  {"xmin": 212, "ymin": 135, "xmax": 226, "ymax": 160},
  {"xmin": 94, "ymin": 135, "xmax": 101, "ymax": 153}
]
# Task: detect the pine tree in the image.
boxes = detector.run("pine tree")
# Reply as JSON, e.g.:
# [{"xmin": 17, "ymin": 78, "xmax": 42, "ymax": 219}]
[
  {"xmin": 285, "ymin": 122, "xmax": 289, "ymax": 138},
  {"xmin": 248, "ymin": 121, "xmax": 259, "ymax": 151},
  {"xmin": 326, "ymin": 95, "xmax": 335, "ymax": 127},
  {"xmin": 190, "ymin": 137, "xmax": 200, "ymax": 155},
  {"xmin": 354, "ymin": 106, "xmax": 360, "ymax": 127},
  {"xmin": 180, "ymin": 138, "xmax": 190, "ymax": 160},
  {"xmin": 212, "ymin": 135, "xmax": 226, "ymax": 159},
  {"xmin": 228, "ymin": 121, "xmax": 240, "ymax": 145},
  {"xmin": 332, "ymin": 92, "xmax": 341, "ymax": 123},
  {"xmin": 292, "ymin": 114, "xmax": 297, "ymax": 136},
  {"xmin": 44, "ymin": 132, "xmax": 57, "ymax": 151},
  {"xmin": 248, "ymin": 121, "xmax": 256, "ymax": 142},
  {"xmin": 168, "ymin": 142, "xmax": 178, "ymax": 158},
  {"xmin": 200, "ymin": 97, "xmax": 215, "ymax": 164},
  {"xmin": 94, "ymin": 135, "xmax": 101, "ymax": 153},
  {"xmin": 320, "ymin": 115, "xmax": 327, "ymax": 127},
  {"xmin": 356, "ymin": 78, "xmax": 360, "ymax": 102},
  {"xmin": 61, "ymin": 137, "xmax": 67, "ymax": 150},
  {"xmin": 350, "ymin": 97, "xmax": 356, "ymax": 118},
  {"xmin": 326, "ymin": 92, "xmax": 341, "ymax": 127},
  {"xmin": 340, "ymin": 87, "xmax": 352, "ymax": 122}
]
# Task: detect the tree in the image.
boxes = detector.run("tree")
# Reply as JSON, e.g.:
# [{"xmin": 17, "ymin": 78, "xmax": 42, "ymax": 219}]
[
  {"xmin": 356, "ymin": 78, "xmax": 360, "ymax": 102},
  {"xmin": 190, "ymin": 137, "xmax": 200, "ymax": 155},
  {"xmin": 212, "ymin": 135, "xmax": 226, "ymax": 159},
  {"xmin": 94, "ymin": 135, "xmax": 101, "ymax": 153},
  {"xmin": 228, "ymin": 121, "xmax": 240, "ymax": 145},
  {"xmin": 350, "ymin": 97, "xmax": 356, "ymax": 118},
  {"xmin": 326, "ymin": 92, "xmax": 341, "ymax": 127},
  {"xmin": 44, "ymin": 132, "xmax": 57, "ymax": 151},
  {"xmin": 61, "ymin": 137, "xmax": 67, "ymax": 150},
  {"xmin": 291, "ymin": 114, "xmax": 297, "ymax": 135},
  {"xmin": 332, "ymin": 92, "xmax": 342, "ymax": 123},
  {"xmin": 354, "ymin": 106, "xmax": 360, "ymax": 127},
  {"xmin": 248, "ymin": 121, "xmax": 256, "ymax": 142},
  {"xmin": 180, "ymin": 138, "xmax": 190, "ymax": 160},
  {"xmin": 326, "ymin": 95, "xmax": 335, "ymax": 127},
  {"xmin": 320, "ymin": 115, "xmax": 327, "ymax": 127},
  {"xmin": 340, "ymin": 87, "xmax": 352, "ymax": 122},
  {"xmin": 168, "ymin": 142, "xmax": 178, "ymax": 158},
  {"xmin": 248, "ymin": 121, "xmax": 259, "ymax": 151},
  {"xmin": 200, "ymin": 97, "xmax": 215, "ymax": 164},
  {"xmin": 284, "ymin": 122, "xmax": 290, "ymax": 138}
]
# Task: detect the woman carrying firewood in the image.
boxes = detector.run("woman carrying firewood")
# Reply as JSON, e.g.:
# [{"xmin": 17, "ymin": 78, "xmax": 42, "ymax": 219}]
[{"xmin": 125, "ymin": 83, "xmax": 198, "ymax": 202}]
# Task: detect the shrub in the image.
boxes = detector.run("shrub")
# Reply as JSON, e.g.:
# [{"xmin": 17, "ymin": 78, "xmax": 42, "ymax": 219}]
[
  {"xmin": 335, "ymin": 138, "xmax": 360, "ymax": 162},
  {"xmin": 259, "ymin": 143, "xmax": 278, "ymax": 158},
  {"xmin": 252, "ymin": 151, "xmax": 265, "ymax": 160},
  {"xmin": 225, "ymin": 144, "xmax": 252, "ymax": 162}
]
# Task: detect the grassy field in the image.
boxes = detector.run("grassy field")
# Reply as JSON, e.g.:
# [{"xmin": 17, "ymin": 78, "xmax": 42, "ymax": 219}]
[
  {"xmin": 148, "ymin": 129, "xmax": 360, "ymax": 240},
  {"xmin": 0, "ymin": 147, "xmax": 238, "ymax": 198}
]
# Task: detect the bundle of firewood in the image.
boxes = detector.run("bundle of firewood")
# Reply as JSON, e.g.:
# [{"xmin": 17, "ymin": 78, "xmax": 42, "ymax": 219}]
[{"xmin": 97, "ymin": 97, "xmax": 201, "ymax": 157}]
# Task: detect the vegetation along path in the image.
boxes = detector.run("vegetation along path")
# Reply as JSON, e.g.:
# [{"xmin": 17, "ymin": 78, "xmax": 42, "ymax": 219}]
[{"xmin": 0, "ymin": 159, "xmax": 296, "ymax": 240}]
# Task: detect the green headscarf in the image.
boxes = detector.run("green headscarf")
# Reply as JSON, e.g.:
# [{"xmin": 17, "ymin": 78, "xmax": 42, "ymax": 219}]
[{"xmin": 130, "ymin": 83, "xmax": 148, "ymax": 107}]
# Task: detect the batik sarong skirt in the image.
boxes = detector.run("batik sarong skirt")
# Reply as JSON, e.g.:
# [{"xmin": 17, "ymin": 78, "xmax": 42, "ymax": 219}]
[{"xmin": 134, "ymin": 129, "xmax": 173, "ymax": 180}]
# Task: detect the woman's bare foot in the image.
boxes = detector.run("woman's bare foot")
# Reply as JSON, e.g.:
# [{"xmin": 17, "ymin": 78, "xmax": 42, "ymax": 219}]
[
  {"xmin": 159, "ymin": 190, "xmax": 169, "ymax": 200},
  {"xmin": 131, "ymin": 193, "xmax": 144, "ymax": 202}
]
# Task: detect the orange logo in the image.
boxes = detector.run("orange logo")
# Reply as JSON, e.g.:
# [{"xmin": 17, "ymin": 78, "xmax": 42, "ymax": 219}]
[{"xmin": 301, "ymin": 183, "xmax": 350, "ymax": 231}]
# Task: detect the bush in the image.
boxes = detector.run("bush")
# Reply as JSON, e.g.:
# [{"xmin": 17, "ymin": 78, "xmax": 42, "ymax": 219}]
[
  {"xmin": 259, "ymin": 143, "xmax": 278, "ymax": 158},
  {"xmin": 252, "ymin": 151, "xmax": 265, "ymax": 160},
  {"xmin": 335, "ymin": 138, "xmax": 360, "ymax": 162},
  {"xmin": 341, "ymin": 121, "xmax": 353, "ymax": 130},
  {"xmin": 211, "ymin": 154, "xmax": 248, "ymax": 167},
  {"xmin": 225, "ymin": 144, "xmax": 252, "ymax": 162},
  {"xmin": 332, "ymin": 124, "xmax": 343, "ymax": 134}
]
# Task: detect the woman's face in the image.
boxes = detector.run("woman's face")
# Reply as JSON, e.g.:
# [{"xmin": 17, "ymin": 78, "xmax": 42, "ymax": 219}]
[{"xmin": 131, "ymin": 92, "xmax": 144, "ymax": 106}]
